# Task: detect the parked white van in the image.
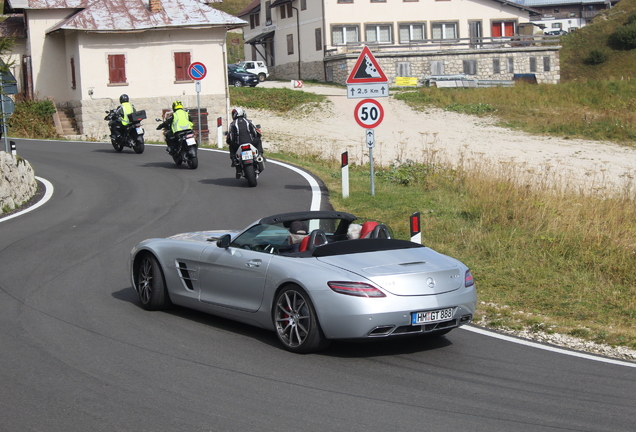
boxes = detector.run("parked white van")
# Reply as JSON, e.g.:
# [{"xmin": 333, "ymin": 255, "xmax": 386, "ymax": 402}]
[{"xmin": 237, "ymin": 61, "xmax": 269, "ymax": 82}]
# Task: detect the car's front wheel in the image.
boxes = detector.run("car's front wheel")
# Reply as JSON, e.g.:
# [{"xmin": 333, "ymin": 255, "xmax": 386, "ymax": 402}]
[
  {"xmin": 273, "ymin": 285, "xmax": 329, "ymax": 353},
  {"xmin": 136, "ymin": 254, "xmax": 171, "ymax": 311}
]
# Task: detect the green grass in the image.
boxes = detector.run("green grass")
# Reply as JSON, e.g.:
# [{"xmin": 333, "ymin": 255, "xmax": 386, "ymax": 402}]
[
  {"xmin": 229, "ymin": 87, "xmax": 326, "ymax": 113},
  {"xmin": 395, "ymin": 80, "xmax": 636, "ymax": 145},
  {"xmin": 263, "ymin": 150, "xmax": 636, "ymax": 350}
]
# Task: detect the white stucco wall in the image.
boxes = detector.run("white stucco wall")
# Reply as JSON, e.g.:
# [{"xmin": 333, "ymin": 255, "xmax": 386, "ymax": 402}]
[
  {"xmin": 21, "ymin": 8, "xmax": 229, "ymax": 106},
  {"xmin": 25, "ymin": 9, "xmax": 73, "ymax": 103},
  {"xmin": 74, "ymin": 28, "xmax": 228, "ymax": 102},
  {"xmin": 244, "ymin": 0, "xmax": 535, "ymax": 73},
  {"xmin": 323, "ymin": 0, "xmax": 532, "ymax": 42}
]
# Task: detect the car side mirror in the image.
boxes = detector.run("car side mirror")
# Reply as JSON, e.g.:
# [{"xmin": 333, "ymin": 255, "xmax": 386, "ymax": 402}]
[{"xmin": 216, "ymin": 234, "xmax": 231, "ymax": 249}]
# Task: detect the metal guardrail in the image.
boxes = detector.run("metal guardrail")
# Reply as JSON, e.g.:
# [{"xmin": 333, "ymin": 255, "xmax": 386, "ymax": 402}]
[
  {"xmin": 422, "ymin": 74, "xmax": 515, "ymax": 88},
  {"xmin": 325, "ymin": 35, "xmax": 562, "ymax": 56}
]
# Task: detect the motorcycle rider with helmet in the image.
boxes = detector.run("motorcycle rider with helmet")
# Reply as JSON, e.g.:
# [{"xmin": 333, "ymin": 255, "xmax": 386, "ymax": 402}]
[
  {"xmin": 110, "ymin": 94, "xmax": 135, "ymax": 141},
  {"xmin": 226, "ymin": 107, "xmax": 263, "ymax": 177},
  {"xmin": 156, "ymin": 100, "xmax": 194, "ymax": 155}
]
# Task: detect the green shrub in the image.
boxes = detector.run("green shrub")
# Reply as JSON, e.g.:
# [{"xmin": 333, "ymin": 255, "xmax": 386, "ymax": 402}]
[
  {"xmin": 625, "ymin": 14, "xmax": 636, "ymax": 26},
  {"xmin": 583, "ymin": 49, "xmax": 608, "ymax": 65},
  {"xmin": 608, "ymin": 24, "xmax": 636, "ymax": 50},
  {"xmin": 7, "ymin": 99, "xmax": 59, "ymax": 139}
]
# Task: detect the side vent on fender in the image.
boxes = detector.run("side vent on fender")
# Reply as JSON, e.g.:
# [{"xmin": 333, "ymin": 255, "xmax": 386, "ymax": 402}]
[{"xmin": 177, "ymin": 261, "xmax": 196, "ymax": 291}]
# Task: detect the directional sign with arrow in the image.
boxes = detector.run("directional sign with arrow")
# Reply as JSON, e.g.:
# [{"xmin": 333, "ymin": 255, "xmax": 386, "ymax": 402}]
[
  {"xmin": 366, "ymin": 129, "xmax": 375, "ymax": 148},
  {"xmin": 347, "ymin": 83, "xmax": 389, "ymax": 99}
]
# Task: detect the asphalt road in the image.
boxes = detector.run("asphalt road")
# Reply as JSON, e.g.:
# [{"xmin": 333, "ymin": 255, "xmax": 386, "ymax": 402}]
[{"xmin": 1, "ymin": 139, "xmax": 635, "ymax": 432}]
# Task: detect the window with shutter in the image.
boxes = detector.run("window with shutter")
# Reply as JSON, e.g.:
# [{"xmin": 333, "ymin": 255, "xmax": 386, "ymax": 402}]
[
  {"xmin": 70, "ymin": 57, "xmax": 76, "ymax": 90},
  {"xmin": 287, "ymin": 34, "xmax": 294, "ymax": 55},
  {"xmin": 463, "ymin": 60, "xmax": 477, "ymax": 75},
  {"xmin": 174, "ymin": 52, "xmax": 192, "ymax": 82},
  {"xmin": 430, "ymin": 61, "xmax": 444, "ymax": 75},
  {"xmin": 108, "ymin": 54, "xmax": 127, "ymax": 84},
  {"xmin": 315, "ymin": 28, "xmax": 322, "ymax": 51}
]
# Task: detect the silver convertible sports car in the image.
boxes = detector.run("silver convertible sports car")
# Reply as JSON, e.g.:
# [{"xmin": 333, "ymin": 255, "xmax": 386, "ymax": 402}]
[{"xmin": 130, "ymin": 211, "xmax": 477, "ymax": 353}]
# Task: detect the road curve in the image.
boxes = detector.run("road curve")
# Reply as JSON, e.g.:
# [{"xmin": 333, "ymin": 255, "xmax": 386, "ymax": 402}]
[{"xmin": 0, "ymin": 139, "xmax": 634, "ymax": 432}]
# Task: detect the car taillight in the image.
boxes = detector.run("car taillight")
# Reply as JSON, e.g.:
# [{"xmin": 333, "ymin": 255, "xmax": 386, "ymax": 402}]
[
  {"xmin": 465, "ymin": 270, "xmax": 474, "ymax": 287},
  {"xmin": 327, "ymin": 281, "xmax": 386, "ymax": 298}
]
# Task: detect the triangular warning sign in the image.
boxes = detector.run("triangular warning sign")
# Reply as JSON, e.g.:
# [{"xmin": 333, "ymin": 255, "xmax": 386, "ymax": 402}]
[{"xmin": 346, "ymin": 46, "xmax": 388, "ymax": 84}]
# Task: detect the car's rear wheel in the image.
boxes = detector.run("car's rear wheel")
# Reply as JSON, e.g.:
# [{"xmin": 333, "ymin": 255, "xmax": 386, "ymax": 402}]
[
  {"xmin": 258, "ymin": 73, "xmax": 266, "ymax": 82},
  {"xmin": 274, "ymin": 285, "xmax": 329, "ymax": 353},
  {"xmin": 233, "ymin": 80, "xmax": 243, "ymax": 87},
  {"xmin": 136, "ymin": 254, "xmax": 171, "ymax": 311}
]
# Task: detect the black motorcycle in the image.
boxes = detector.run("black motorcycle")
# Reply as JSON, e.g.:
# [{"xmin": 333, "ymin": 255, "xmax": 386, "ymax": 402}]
[
  {"xmin": 234, "ymin": 125, "xmax": 264, "ymax": 187},
  {"xmin": 156, "ymin": 119, "xmax": 199, "ymax": 169},
  {"xmin": 105, "ymin": 109, "xmax": 145, "ymax": 154}
]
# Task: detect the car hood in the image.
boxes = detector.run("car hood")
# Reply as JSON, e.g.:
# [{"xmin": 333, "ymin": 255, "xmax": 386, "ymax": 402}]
[
  {"xmin": 167, "ymin": 230, "xmax": 239, "ymax": 243},
  {"xmin": 230, "ymin": 71, "xmax": 255, "ymax": 78},
  {"xmin": 317, "ymin": 247, "xmax": 464, "ymax": 295}
]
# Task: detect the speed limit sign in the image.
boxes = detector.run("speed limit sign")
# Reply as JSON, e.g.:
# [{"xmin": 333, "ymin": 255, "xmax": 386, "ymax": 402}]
[{"xmin": 354, "ymin": 99, "xmax": 384, "ymax": 129}]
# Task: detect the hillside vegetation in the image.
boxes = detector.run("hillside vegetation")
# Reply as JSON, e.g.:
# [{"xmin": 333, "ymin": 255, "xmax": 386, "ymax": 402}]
[
  {"xmin": 395, "ymin": 0, "xmax": 636, "ymax": 146},
  {"xmin": 561, "ymin": 0, "xmax": 636, "ymax": 80}
]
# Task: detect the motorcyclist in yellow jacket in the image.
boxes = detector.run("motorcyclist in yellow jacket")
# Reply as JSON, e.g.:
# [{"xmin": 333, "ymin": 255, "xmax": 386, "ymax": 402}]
[
  {"xmin": 110, "ymin": 94, "xmax": 135, "ymax": 140},
  {"xmin": 156, "ymin": 101, "xmax": 194, "ymax": 155}
]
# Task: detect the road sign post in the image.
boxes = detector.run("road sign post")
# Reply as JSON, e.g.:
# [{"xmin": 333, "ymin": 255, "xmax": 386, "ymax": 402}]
[
  {"xmin": 188, "ymin": 62, "xmax": 207, "ymax": 145},
  {"xmin": 348, "ymin": 47, "xmax": 388, "ymax": 197},
  {"xmin": 346, "ymin": 46, "xmax": 389, "ymax": 100},
  {"xmin": 353, "ymin": 99, "xmax": 384, "ymax": 197}
]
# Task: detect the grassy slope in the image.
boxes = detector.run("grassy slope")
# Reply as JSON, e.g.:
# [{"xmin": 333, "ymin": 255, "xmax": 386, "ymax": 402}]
[{"xmin": 561, "ymin": 0, "xmax": 636, "ymax": 81}]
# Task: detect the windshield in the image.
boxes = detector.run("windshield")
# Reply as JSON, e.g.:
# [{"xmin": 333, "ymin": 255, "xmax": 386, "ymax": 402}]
[
  {"xmin": 229, "ymin": 65, "xmax": 248, "ymax": 73},
  {"xmin": 230, "ymin": 218, "xmax": 350, "ymax": 254}
]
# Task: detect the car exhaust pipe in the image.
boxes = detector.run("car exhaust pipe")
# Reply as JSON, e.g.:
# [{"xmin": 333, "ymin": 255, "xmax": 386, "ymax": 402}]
[{"xmin": 368, "ymin": 326, "xmax": 395, "ymax": 336}]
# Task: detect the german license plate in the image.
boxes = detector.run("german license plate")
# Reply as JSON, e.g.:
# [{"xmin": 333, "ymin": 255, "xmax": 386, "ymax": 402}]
[
  {"xmin": 241, "ymin": 150, "xmax": 253, "ymax": 160},
  {"xmin": 136, "ymin": 127, "xmax": 144, "ymax": 134},
  {"xmin": 411, "ymin": 308, "xmax": 453, "ymax": 325},
  {"xmin": 186, "ymin": 137, "xmax": 196, "ymax": 146}
]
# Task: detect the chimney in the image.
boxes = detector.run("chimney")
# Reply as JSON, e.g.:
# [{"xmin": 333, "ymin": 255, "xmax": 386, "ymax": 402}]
[{"xmin": 149, "ymin": 0, "xmax": 163, "ymax": 13}]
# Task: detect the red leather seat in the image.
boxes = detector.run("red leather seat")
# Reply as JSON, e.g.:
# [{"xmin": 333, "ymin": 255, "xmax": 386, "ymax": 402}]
[
  {"xmin": 359, "ymin": 221, "xmax": 378, "ymax": 239},
  {"xmin": 298, "ymin": 236, "xmax": 310, "ymax": 252}
]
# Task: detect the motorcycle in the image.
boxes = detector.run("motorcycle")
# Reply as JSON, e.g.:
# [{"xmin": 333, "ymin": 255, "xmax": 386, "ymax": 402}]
[
  {"xmin": 104, "ymin": 109, "xmax": 145, "ymax": 154},
  {"xmin": 234, "ymin": 124, "xmax": 264, "ymax": 187},
  {"xmin": 156, "ymin": 119, "xmax": 199, "ymax": 169}
]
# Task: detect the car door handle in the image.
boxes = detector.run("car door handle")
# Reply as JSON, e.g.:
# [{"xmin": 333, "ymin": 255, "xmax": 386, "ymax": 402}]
[{"xmin": 246, "ymin": 259, "xmax": 262, "ymax": 268}]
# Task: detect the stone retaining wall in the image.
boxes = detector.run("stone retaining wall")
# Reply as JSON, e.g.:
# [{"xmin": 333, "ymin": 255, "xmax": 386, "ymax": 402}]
[
  {"xmin": 0, "ymin": 151, "xmax": 37, "ymax": 213},
  {"xmin": 326, "ymin": 47, "xmax": 560, "ymax": 85},
  {"xmin": 271, "ymin": 47, "xmax": 561, "ymax": 85}
]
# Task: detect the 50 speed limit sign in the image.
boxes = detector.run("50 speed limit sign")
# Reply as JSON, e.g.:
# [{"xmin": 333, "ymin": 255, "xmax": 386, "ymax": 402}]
[{"xmin": 354, "ymin": 99, "xmax": 384, "ymax": 129}]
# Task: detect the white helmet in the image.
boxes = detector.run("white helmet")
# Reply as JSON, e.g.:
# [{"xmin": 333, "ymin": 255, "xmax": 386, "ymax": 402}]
[{"xmin": 232, "ymin": 107, "xmax": 245, "ymax": 120}]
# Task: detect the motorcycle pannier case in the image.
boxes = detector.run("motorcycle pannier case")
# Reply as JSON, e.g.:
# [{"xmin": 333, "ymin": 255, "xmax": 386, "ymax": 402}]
[{"xmin": 129, "ymin": 110, "xmax": 147, "ymax": 122}]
